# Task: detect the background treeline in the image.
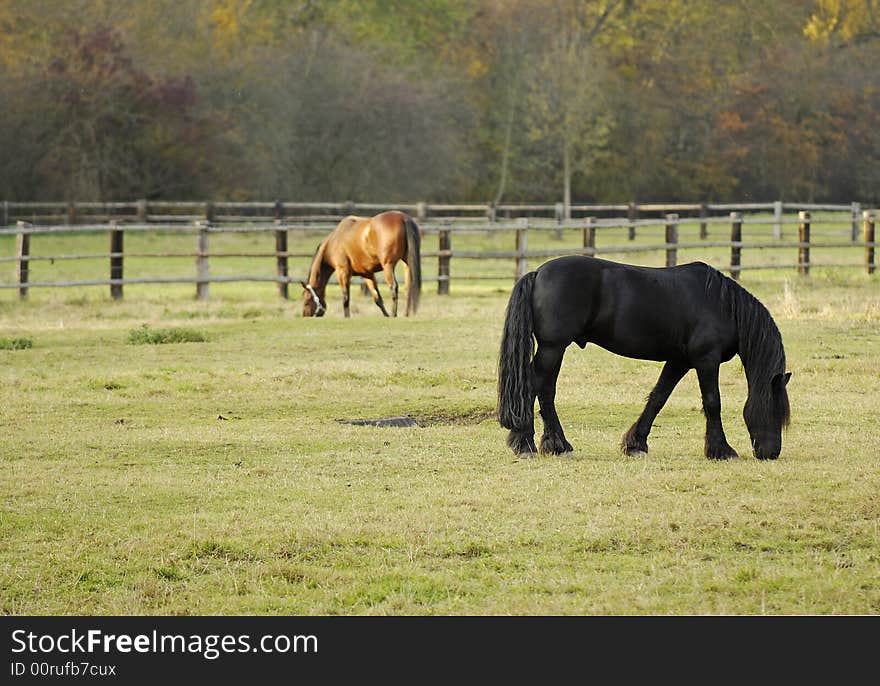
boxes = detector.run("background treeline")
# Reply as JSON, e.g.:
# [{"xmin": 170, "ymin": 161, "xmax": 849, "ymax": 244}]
[{"xmin": 1, "ymin": 0, "xmax": 878, "ymax": 204}]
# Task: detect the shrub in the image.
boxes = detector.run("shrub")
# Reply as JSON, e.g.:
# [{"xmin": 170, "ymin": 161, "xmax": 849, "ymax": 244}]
[
  {"xmin": 0, "ymin": 336, "xmax": 34, "ymax": 350},
  {"xmin": 127, "ymin": 324, "xmax": 207, "ymax": 345}
]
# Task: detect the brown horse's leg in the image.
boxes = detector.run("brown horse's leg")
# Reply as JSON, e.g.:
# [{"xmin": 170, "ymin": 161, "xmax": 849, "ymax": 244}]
[
  {"xmin": 363, "ymin": 276, "xmax": 390, "ymax": 317},
  {"xmin": 402, "ymin": 263, "xmax": 412, "ymax": 316},
  {"xmin": 381, "ymin": 264, "xmax": 399, "ymax": 317},
  {"xmin": 336, "ymin": 268, "xmax": 351, "ymax": 318}
]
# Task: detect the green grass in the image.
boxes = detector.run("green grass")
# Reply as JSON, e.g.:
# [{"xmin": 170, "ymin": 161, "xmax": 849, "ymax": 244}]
[
  {"xmin": 127, "ymin": 324, "xmax": 208, "ymax": 345},
  {"xmin": 0, "ymin": 262, "xmax": 878, "ymax": 615},
  {"xmin": 0, "ymin": 335, "xmax": 33, "ymax": 350}
]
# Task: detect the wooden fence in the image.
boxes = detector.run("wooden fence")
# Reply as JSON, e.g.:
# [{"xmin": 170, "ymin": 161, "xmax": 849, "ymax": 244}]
[
  {"xmin": 1, "ymin": 199, "xmax": 870, "ymax": 234},
  {"xmin": 0, "ymin": 201, "xmax": 876, "ymax": 299}
]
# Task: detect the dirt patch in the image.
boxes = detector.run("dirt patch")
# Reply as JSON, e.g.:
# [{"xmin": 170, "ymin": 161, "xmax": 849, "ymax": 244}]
[
  {"xmin": 412, "ymin": 407, "xmax": 497, "ymax": 426},
  {"xmin": 335, "ymin": 407, "xmax": 496, "ymax": 428},
  {"xmin": 336, "ymin": 417, "xmax": 420, "ymax": 427}
]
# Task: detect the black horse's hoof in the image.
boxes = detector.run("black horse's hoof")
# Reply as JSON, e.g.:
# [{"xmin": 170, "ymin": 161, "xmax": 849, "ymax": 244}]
[
  {"xmin": 507, "ymin": 430, "xmax": 537, "ymax": 457},
  {"xmin": 621, "ymin": 425, "xmax": 648, "ymax": 457},
  {"xmin": 540, "ymin": 433, "xmax": 574, "ymax": 455},
  {"xmin": 706, "ymin": 444, "xmax": 739, "ymax": 460}
]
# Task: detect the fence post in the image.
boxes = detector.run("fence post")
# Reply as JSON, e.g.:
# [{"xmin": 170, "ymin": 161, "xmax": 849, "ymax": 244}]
[
  {"xmin": 438, "ymin": 228, "xmax": 450, "ymax": 295},
  {"xmin": 516, "ymin": 217, "xmax": 529, "ymax": 279},
  {"xmin": 2, "ymin": 200, "xmax": 8, "ymax": 227},
  {"xmin": 16, "ymin": 221, "xmax": 30, "ymax": 299},
  {"xmin": 417, "ymin": 202, "xmax": 427, "ymax": 223},
  {"xmin": 665, "ymin": 214, "xmax": 678, "ymax": 267},
  {"xmin": 553, "ymin": 202, "xmax": 564, "ymax": 239},
  {"xmin": 487, "ymin": 202, "xmax": 496, "ymax": 224},
  {"xmin": 730, "ymin": 212, "xmax": 742, "ymax": 280},
  {"xmin": 583, "ymin": 216, "xmax": 596, "ymax": 256},
  {"xmin": 272, "ymin": 199, "xmax": 289, "ymax": 299},
  {"xmin": 627, "ymin": 202, "xmax": 637, "ymax": 240},
  {"xmin": 773, "ymin": 200, "xmax": 783, "ymax": 240},
  {"xmin": 66, "ymin": 201, "xmax": 77, "ymax": 226},
  {"xmin": 865, "ymin": 210, "xmax": 876, "ymax": 276},
  {"xmin": 109, "ymin": 221, "xmax": 124, "ymax": 300},
  {"xmin": 195, "ymin": 221, "xmax": 210, "ymax": 300},
  {"xmin": 554, "ymin": 202, "xmax": 564, "ymax": 223},
  {"xmin": 798, "ymin": 211, "xmax": 811, "ymax": 276},
  {"xmin": 851, "ymin": 202, "xmax": 861, "ymax": 242},
  {"xmin": 275, "ymin": 221, "xmax": 289, "ymax": 300},
  {"xmin": 699, "ymin": 202, "xmax": 708, "ymax": 239},
  {"xmin": 136, "ymin": 199, "xmax": 147, "ymax": 222},
  {"xmin": 204, "ymin": 201, "xmax": 214, "ymax": 224}
]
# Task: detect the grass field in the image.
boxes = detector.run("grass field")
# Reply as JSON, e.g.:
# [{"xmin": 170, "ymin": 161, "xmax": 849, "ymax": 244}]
[{"xmin": 1, "ymin": 239, "xmax": 879, "ymax": 614}]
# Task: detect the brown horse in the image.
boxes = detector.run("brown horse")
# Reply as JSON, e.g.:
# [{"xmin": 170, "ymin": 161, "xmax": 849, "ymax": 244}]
[{"xmin": 301, "ymin": 210, "xmax": 422, "ymax": 318}]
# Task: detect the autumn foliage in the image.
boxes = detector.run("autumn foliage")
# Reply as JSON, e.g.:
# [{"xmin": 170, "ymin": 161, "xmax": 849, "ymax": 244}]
[{"xmin": 0, "ymin": 0, "xmax": 877, "ymax": 203}]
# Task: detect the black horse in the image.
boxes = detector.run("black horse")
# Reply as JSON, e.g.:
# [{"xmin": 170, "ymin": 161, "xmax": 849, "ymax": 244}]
[{"xmin": 498, "ymin": 255, "xmax": 791, "ymax": 460}]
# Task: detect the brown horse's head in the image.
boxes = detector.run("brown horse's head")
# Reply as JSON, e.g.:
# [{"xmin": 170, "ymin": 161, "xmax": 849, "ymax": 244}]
[{"xmin": 301, "ymin": 282, "xmax": 326, "ymax": 317}]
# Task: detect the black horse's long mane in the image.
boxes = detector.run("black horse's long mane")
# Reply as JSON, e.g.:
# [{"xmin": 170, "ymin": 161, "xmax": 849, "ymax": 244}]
[{"xmin": 709, "ymin": 268, "xmax": 790, "ymax": 425}]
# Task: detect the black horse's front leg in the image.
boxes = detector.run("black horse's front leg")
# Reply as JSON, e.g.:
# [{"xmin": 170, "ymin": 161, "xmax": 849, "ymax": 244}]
[
  {"xmin": 696, "ymin": 363, "xmax": 738, "ymax": 459},
  {"xmin": 622, "ymin": 362, "xmax": 689, "ymax": 457},
  {"xmin": 533, "ymin": 344, "xmax": 573, "ymax": 455}
]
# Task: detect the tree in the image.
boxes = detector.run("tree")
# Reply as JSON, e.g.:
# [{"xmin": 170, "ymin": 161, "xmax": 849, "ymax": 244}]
[
  {"xmin": 34, "ymin": 26, "xmax": 219, "ymax": 199},
  {"xmin": 244, "ymin": 33, "xmax": 470, "ymax": 200},
  {"xmin": 521, "ymin": 4, "xmax": 616, "ymax": 211}
]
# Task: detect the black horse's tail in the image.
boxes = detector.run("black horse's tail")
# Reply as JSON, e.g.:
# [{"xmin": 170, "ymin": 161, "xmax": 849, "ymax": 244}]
[
  {"xmin": 498, "ymin": 271, "xmax": 537, "ymax": 432},
  {"xmin": 404, "ymin": 216, "xmax": 422, "ymax": 315}
]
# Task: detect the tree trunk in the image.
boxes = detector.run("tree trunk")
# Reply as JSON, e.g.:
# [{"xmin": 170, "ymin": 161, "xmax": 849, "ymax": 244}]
[
  {"xmin": 493, "ymin": 95, "xmax": 516, "ymax": 206},
  {"xmin": 563, "ymin": 142, "xmax": 571, "ymax": 220}
]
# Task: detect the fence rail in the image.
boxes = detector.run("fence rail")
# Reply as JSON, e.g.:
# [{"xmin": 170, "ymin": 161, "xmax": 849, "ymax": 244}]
[
  {"xmin": 1, "ymin": 203, "xmax": 876, "ymax": 299},
  {"xmin": 1, "ymin": 198, "xmax": 866, "ymax": 222}
]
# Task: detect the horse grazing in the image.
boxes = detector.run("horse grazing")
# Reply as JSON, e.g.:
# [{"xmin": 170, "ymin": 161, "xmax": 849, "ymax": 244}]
[
  {"xmin": 498, "ymin": 255, "xmax": 791, "ymax": 460},
  {"xmin": 301, "ymin": 210, "xmax": 421, "ymax": 318}
]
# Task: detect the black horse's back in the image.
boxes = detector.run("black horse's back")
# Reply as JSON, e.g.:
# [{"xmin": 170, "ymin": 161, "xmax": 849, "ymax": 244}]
[
  {"xmin": 530, "ymin": 256, "xmax": 603, "ymax": 347},
  {"xmin": 531, "ymin": 256, "xmax": 737, "ymax": 365}
]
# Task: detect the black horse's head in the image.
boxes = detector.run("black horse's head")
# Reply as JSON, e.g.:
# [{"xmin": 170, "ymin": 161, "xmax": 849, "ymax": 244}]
[
  {"xmin": 743, "ymin": 371, "xmax": 791, "ymax": 459},
  {"xmin": 301, "ymin": 281, "xmax": 326, "ymax": 317}
]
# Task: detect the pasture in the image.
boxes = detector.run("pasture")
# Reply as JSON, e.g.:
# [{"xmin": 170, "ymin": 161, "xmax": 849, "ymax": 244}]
[{"xmin": 1, "ymin": 252, "xmax": 879, "ymax": 614}]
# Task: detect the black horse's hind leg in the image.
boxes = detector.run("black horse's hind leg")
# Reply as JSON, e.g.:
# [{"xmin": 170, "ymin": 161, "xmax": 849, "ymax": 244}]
[
  {"xmin": 622, "ymin": 362, "xmax": 689, "ymax": 457},
  {"xmin": 505, "ymin": 384, "xmax": 537, "ymax": 456},
  {"xmin": 533, "ymin": 344, "xmax": 573, "ymax": 455},
  {"xmin": 696, "ymin": 363, "xmax": 739, "ymax": 460},
  {"xmin": 507, "ymin": 428, "xmax": 537, "ymax": 456}
]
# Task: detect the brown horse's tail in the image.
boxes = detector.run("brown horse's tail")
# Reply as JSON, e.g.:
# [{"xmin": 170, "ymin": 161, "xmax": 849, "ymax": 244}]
[{"xmin": 404, "ymin": 216, "xmax": 422, "ymax": 315}]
